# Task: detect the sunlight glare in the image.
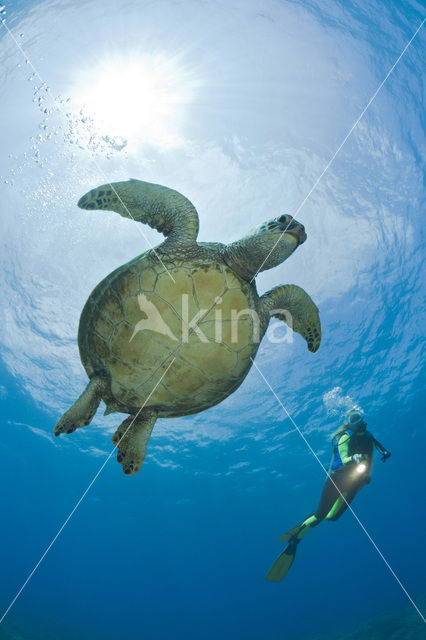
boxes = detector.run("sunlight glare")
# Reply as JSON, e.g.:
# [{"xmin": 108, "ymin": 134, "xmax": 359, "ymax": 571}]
[{"xmin": 74, "ymin": 56, "xmax": 193, "ymax": 148}]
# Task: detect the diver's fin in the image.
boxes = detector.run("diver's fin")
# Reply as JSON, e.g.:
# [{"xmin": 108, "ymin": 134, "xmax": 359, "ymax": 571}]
[
  {"xmin": 277, "ymin": 524, "xmax": 302, "ymax": 542},
  {"xmin": 265, "ymin": 539, "xmax": 298, "ymax": 582}
]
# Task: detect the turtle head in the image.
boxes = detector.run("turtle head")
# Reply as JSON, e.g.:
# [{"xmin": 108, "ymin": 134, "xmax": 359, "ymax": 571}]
[{"xmin": 224, "ymin": 214, "xmax": 306, "ymax": 281}]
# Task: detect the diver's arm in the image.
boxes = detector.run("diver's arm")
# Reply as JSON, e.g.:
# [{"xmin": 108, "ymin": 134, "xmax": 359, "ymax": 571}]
[
  {"xmin": 373, "ymin": 437, "xmax": 391, "ymax": 461},
  {"xmin": 337, "ymin": 434, "xmax": 354, "ymax": 465}
]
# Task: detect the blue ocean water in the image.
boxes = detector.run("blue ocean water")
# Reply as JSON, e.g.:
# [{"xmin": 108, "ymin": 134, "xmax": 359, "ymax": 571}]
[{"xmin": 0, "ymin": 1, "xmax": 425, "ymax": 639}]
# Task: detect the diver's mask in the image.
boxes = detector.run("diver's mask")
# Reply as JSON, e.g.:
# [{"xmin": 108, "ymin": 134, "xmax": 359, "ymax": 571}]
[{"xmin": 345, "ymin": 408, "xmax": 366, "ymax": 431}]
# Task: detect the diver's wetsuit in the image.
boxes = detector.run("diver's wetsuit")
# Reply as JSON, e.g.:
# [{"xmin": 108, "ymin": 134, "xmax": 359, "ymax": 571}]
[
  {"xmin": 295, "ymin": 428, "xmax": 374, "ymax": 540},
  {"xmin": 265, "ymin": 421, "xmax": 390, "ymax": 582}
]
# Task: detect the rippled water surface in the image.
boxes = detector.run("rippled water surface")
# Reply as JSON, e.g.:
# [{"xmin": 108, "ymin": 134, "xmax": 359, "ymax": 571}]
[{"xmin": 0, "ymin": 1, "xmax": 425, "ymax": 639}]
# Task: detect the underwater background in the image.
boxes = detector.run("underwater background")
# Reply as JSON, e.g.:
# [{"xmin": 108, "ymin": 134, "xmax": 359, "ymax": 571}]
[{"xmin": 0, "ymin": 0, "xmax": 425, "ymax": 638}]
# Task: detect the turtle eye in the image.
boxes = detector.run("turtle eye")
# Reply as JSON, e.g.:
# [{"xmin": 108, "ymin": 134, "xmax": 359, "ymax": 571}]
[{"xmin": 278, "ymin": 215, "xmax": 289, "ymax": 224}]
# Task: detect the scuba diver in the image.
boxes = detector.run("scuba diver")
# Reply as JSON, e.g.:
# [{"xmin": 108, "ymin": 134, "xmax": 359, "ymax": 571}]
[{"xmin": 266, "ymin": 408, "xmax": 391, "ymax": 582}]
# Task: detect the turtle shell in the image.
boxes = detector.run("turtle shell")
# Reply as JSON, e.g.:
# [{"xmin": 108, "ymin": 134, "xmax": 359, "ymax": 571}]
[{"xmin": 78, "ymin": 252, "xmax": 262, "ymax": 417}]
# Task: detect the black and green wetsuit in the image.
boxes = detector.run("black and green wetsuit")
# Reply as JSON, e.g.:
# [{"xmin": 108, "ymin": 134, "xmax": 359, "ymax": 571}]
[
  {"xmin": 295, "ymin": 427, "xmax": 374, "ymax": 540},
  {"xmin": 265, "ymin": 425, "xmax": 390, "ymax": 582}
]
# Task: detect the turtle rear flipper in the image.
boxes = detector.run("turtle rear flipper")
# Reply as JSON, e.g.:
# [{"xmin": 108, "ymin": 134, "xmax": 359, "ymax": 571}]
[
  {"xmin": 54, "ymin": 373, "xmax": 109, "ymax": 436},
  {"xmin": 112, "ymin": 409, "xmax": 157, "ymax": 475}
]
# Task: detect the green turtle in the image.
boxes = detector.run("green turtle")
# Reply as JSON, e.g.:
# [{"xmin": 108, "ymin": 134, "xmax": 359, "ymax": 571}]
[{"xmin": 54, "ymin": 179, "xmax": 321, "ymax": 474}]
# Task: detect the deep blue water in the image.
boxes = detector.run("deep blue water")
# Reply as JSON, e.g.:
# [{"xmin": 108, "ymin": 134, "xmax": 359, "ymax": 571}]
[{"xmin": 0, "ymin": 1, "xmax": 425, "ymax": 639}]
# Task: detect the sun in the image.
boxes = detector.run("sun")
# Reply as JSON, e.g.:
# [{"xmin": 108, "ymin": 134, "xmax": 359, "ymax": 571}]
[{"xmin": 73, "ymin": 55, "xmax": 194, "ymax": 148}]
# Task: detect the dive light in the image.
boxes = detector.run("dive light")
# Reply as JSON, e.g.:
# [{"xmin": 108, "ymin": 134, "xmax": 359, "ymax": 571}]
[
  {"xmin": 352, "ymin": 453, "xmax": 367, "ymax": 475},
  {"xmin": 355, "ymin": 462, "xmax": 368, "ymax": 474}
]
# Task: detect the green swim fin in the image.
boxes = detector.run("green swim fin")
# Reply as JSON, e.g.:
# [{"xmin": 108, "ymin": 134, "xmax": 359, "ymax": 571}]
[
  {"xmin": 265, "ymin": 538, "xmax": 299, "ymax": 582},
  {"xmin": 277, "ymin": 524, "xmax": 302, "ymax": 542}
]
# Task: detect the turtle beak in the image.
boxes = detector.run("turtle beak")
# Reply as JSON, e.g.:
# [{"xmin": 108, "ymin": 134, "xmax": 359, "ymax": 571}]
[{"xmin": 277, "ymin": 215, "xmax": 307, "ymax": 245}]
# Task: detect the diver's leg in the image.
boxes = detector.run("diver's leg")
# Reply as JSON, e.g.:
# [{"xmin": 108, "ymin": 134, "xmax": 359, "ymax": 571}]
[
  {"xmin": 54, "ymin": 373, "xmax": 109, "ymax": 436},
  {"xmin": 267, "ymin": 473, "xmax": 346, "ymax": 582},
  {"xmin": 314, "ymin": 473, "xmax": 345, "ymax": 519},
  {"xmin": 326, "ymin": 482, "xmax": 364, "ymax": 521},
  {"xmin": 325, "ymin": 494, "xmax": 349, "ymax": 521},
  {"xmin": 295, "ymin": 471, "xmax": 348, "ymax": 538},
  {"xmin": 278, "ymin": 475, "xmax": 342, "ymax": 544},
  {"xmin": 278, "ymin": 474, "xmax": 341, "ymax": 542},
  {"xmin": 291, "ymin": 514, "xmax": 317, "ymax": 540},
  {"xmin": 112, "ymin": 408, "xmax": 157, "ymax": 475}
]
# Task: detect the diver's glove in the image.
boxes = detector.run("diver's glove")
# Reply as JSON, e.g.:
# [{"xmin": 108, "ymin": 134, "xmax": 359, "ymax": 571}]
[{"xmin": 352, "ymin": 453, "xmax": 364, "ymax": 464}]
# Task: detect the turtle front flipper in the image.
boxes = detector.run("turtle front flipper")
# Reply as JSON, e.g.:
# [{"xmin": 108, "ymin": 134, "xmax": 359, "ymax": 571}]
[
  {"xmin": 261, "ymin": 284, "xmax": 321, "ymax": 353},
  {"xmin": 112, "ymin": 409, "xmax": 157, "ymax": 475},
  {"xmin": 78, "ymin": 179, "xmax": 199, "ymax": 249},
  {"xmin": 54, "ymin": 373, "xmax": 109, "ymax": 436}
]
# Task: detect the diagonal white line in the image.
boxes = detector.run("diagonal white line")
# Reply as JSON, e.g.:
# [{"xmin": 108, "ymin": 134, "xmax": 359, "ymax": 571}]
[
  {"xmin": 0, "ymin": 357, "xmax": 176, "ymax": 625},
  {"xmin": 1, "ymin": 19, "xmax": 176, "ymax": 283},
  {"xmin": 251, "ymin": 17, "xmax": 425, "ymax": 281},
  {"xmin": 251, "ymin": 357, "xmax": 426, "ymax": 623}
]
